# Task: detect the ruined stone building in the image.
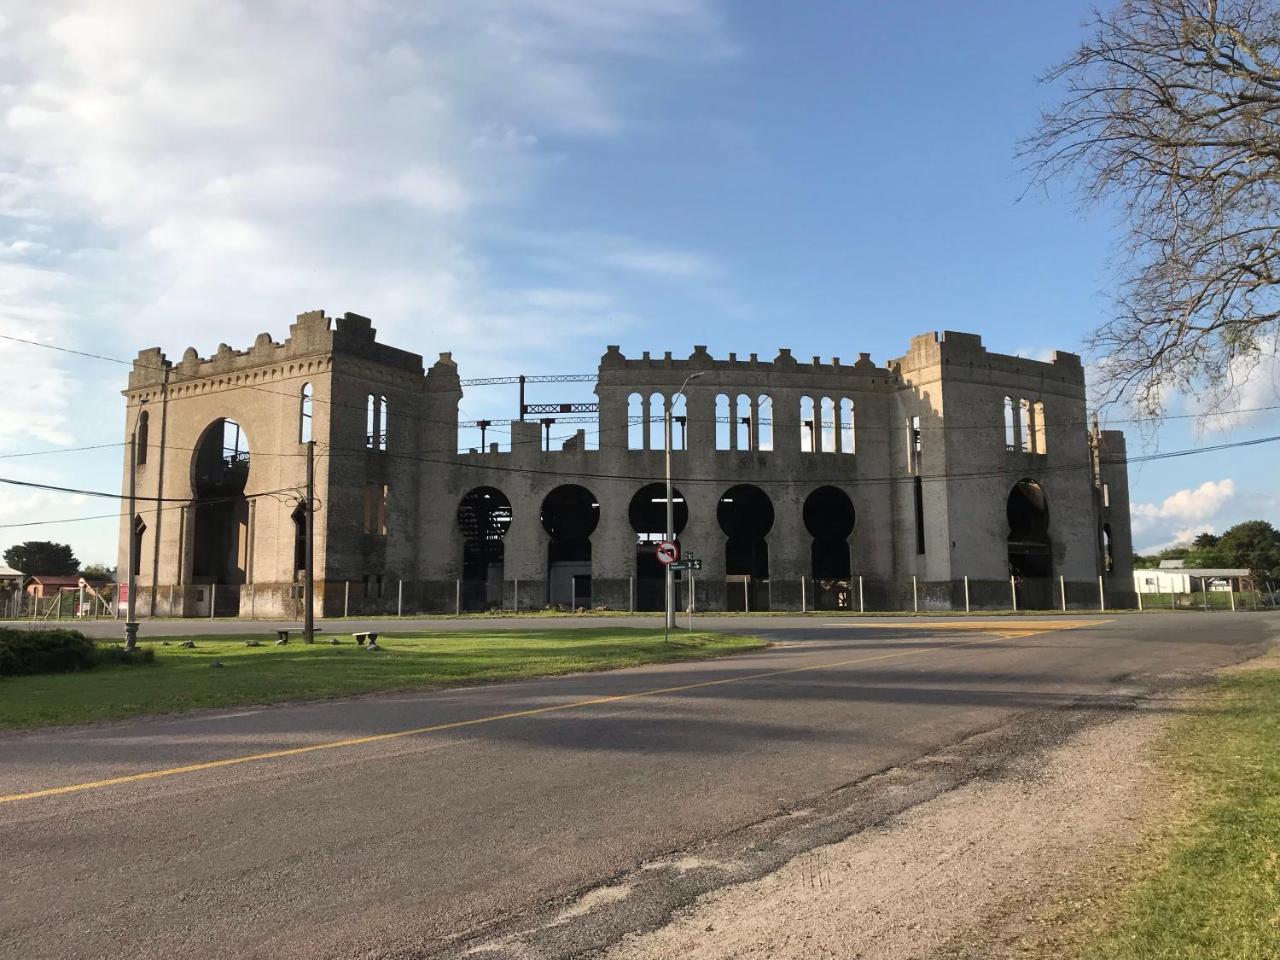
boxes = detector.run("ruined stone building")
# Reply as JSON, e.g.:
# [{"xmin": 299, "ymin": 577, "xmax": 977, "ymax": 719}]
[{"xmin": 117, "ymin": 311, "xmax": 1135, "ymax": 617}]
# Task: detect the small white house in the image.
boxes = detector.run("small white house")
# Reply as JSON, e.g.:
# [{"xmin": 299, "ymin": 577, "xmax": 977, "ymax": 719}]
[{"xmin": 1134, "ymin": 559, "xmax": 1253, "ymax": 594}]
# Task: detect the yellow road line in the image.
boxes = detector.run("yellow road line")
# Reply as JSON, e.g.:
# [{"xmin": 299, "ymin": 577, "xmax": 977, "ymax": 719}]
[{"xmin": 0, "ymin": 620, "xmax": 1100, "ymax": 806}]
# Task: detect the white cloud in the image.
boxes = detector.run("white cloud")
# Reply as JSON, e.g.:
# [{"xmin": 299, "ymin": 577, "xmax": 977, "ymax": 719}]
[
  {"xmin": 1131, "ymin": 478, "xmax": 1237, "ymax": 550},
  {"xmin": 1193, "ymin": 334, "xmax": 1280, "ymax": 433}
]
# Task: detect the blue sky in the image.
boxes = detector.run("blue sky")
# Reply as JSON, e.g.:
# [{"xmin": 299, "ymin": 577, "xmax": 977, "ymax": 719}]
[{"xmin": 0, "ymin": 0, "xmax": 1276, "ymax": 566}]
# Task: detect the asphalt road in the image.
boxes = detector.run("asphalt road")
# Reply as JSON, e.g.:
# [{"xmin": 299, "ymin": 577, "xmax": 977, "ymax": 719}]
[{"xmin": 1, "ymin": 613, "xmax": 1275, "ymax": 959}]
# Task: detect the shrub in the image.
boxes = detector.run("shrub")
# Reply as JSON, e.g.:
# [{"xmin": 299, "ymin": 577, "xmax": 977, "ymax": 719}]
[
  {"xmin": 0, "ymin": 628, "xmax": 96, "ymax": 676},
  {"xmin": 0, "ymin": 629, "xmax": 155, "ymax": 677}
]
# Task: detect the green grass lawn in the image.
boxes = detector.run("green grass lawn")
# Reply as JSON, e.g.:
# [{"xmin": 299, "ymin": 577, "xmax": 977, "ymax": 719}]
[
  {"xmin": 1080, "ymin": 659, "xmax": 1280, "ymax": 960},
  {"xmin": 0, "ymin": 629, "xmax": 764, "ymax": 729}
]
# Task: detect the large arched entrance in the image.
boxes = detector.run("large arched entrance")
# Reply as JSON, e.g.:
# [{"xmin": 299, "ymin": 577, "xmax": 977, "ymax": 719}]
[
  {"xmin": 804, "ymin": 486, "xmax": 855, "ymax": 609},
  {"xmin": 1008, "ymin": 479, "xmax": 1052, "ymax": 608},
  {"xmin": 718, "ymin": 484, "xmax": 773, "ymax": 611},
  {"xmin": 191, "ymin": 418, "xmax": 250, "ymax": 616},
  {"xmin": 629, "ymin": 483, "xmax": 687, "ymax": 611},
  {"xmin": 542, "ymin": 484, "xmax": 599, "ymax": 609},
  {"xmin": 458, "ymin": 487, "xmax": 511, "ymax": 611}
]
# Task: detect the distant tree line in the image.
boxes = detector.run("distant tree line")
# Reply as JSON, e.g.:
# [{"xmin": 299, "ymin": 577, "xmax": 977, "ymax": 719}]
[
  {"xmin": 2, "ymin": 541, "xmax": 115, "ymax": 581},
  {"xmin": 1133, "ymin": 521, "xmax": 1280, "ymax": 580}
]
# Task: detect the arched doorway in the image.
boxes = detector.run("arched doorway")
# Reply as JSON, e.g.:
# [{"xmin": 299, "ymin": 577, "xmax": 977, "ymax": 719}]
[
  {"xmin": 191, "ymin": 418, "xmax": 250, "ymax": 616},
  {"xmin": 458, "ymin": 487, "xmax": 511, "ymax": 611},
  {"xmin": 1008, "ymin": 479, "xmax": 1052, "ymax": 608},
  {"xmin": 629, "ymin": 482, "xmax": 687, "ymax": 611},
  {"xmin": 718, "ymin": 484, "xmax": 773, "ymax": 611},
  {"xmin": 542, "ymin": 484, "xmax": 599, "ymax": 609},
  {"xmin": 804, "ymin": 486, "xmax": 855, "ymax": 609}
]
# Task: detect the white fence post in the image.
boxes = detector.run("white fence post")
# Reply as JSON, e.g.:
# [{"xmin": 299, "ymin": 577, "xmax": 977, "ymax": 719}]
[
  {"xmin": 210, "ymin": 583, "xmax": 216, "ymax": 619},
  {"xmin": 963, "ymin": 575, "xmax": 970, "ymax": 614},
  {"xmin": 455, "ymin": 578, "xmax": 461, "ymax": 615},
  {"xmin": 1099, "ymin": 575, "xmax": 1106, "ymax": 611},
  {"xmin": 800, "ymin": 576, "xmax": 806, "ymax": 613},
  {"xmin": 744, "ymin": 579, "xmax": 750, "ymax": 614},
  {"xmin": 1229, "ymin": 589, "xmax": 1236, "ymax": 612},
  {"xmin": 1010, "ymin": 576, "xmax": 1017, "ymax": 613},
  {"xmin": 344, "ymin": 580, "xmax": 350, "ymax": 618},
  {"xmin": 858, "ymin": 575, "xmax": 864, "ymax": 613},
  {"xmin": 912, "ymin": 575, "xmax": 918, "ymax": 613},
  {"xmin": 1137, "ymin": 590, "xmax": 1143, "ymax": 611},
  {"xmin": 1060, "ymin": 575, "xmax": 1067, "ymax": 612},
  {"xmin": 514, "ymin": 578, "xmax": 520, "ymax": 612},
  {"xmin": 398, "ymin": 579, "xmax": 403, "ymax": 616}
]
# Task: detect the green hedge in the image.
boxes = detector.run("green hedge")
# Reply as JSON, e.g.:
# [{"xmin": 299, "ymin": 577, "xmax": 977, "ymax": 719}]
[{"xmin": 0, "ymin": 628, "xmax": 153, "ymax": 677}]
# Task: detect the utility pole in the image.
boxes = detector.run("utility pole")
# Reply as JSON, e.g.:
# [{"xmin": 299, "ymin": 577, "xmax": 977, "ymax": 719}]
[
  {"xmin": 665, "ymin": 372, "xmax": 703, "ymax": 632},
  {"xmin": 304, "ymin": 439, "xmax": 315, "ymax": 644},
  {"xmin": 124, "ymin": 427, "xmax": 139, "ymax": 650}
]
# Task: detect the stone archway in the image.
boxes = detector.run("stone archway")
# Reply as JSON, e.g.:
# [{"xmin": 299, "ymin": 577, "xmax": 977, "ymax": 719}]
[
  {"xmin": 718, "ymin": 484, "xmax": 773, "ymax": 611},
  {"xmin": 629, "ymin": 482, "xmax": 688, "ymax": 611},
  {"xmin": 541, "ymin": 484, "xmax": 599, "ymax": 608},
  {"xmin": 1008, "ymin": 479, "xmax": 1052, "ymax": 608},
  {"xmin": 190, "ymin": 418, "xmax": 250, "ymax": 615},
  {"xmin": 803, "ymin": 486, "xmax": 855, "ymax": 609},
  {"xmin": 458, "ymin": 486, "xmax": 512, "ymax": 611}
]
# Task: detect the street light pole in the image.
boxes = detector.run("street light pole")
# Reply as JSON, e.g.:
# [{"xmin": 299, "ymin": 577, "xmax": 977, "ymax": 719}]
[
  {"xmin": 124, "ymin": 424, "xmax": 139, "ymax": 650},
  {"xmin": 665, "ymin": 372, "xmax": 703, "ymax": 632},
  {"xmin": 304, "ymin": 439, "xmax": 315, "ymax": 644}
]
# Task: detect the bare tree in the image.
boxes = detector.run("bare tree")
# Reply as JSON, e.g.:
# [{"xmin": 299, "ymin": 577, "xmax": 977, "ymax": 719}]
[{"xmin": 1025, "ymin": 0, "xmax": 1280, "ymax": 414}]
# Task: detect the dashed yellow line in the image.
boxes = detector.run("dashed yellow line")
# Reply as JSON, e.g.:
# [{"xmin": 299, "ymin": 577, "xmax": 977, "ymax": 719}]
[{"xmin": 0, "ymin": 620, "xmax": 1103, "ymax": 806}]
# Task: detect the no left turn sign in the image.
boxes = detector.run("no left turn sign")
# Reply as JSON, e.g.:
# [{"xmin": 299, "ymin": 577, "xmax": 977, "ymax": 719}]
[{"xmin": 655, "ymin": 540, "xmax": 679, "ymax": 565}]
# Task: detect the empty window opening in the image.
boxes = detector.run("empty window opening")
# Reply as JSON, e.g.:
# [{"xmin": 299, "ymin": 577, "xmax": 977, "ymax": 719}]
[
  {"xmin": 1102, "ymin": 482, "xmax": 1111, "ymax": 508},
  {"xmin": 629, "ymin": 482, "xmax": 688, "ymax": 612},
  {"xmin": 819, "ymin": 397, "xmax": 835, "ymax": 453},
  {"xmin": 715, "ymin": 394, "xmax": 731, "ymax": 450},
  {"xmin": 136, "ymin": 410, "xmax": 149, "ymax": 466},
  {"xmin": 191, "ymin": 418, "xmax": 251, "ymax": 607},
  {"xmin": 804, "ymin": 486, "xmax": 855, "ymax": 609},
  {"xmin": 363, "ymin": 483, "xmax": 388, "ymax": 536},
  {"xmin": 800, "ymin": 396, "xmax": 816, "ymax": 452},
  {"xmin": 627, "ymin": 393, "xmax": 644, "ymax": 450},
  {"xmin": 1020, "ymin": 399, "xmax": 1034, "ymax": 453},
  {"xmin": 1008, "ymin": 479, "xmax": 1052, "ymax": 606},
  {"xmin": 840, "ymin": 398, "xmax": 855, "ymax": 454},
  {"xmin": 541, "ymin": 484, "xmax": 599, "ymax": 608},
  {"xmin": 1102, "ymin": 523, "xmax": 1115, "ymax": 573},
  {"xmin": 757, "ymin": 395, "xmax": 773, "ymax": 450},
  {"xmin": 670, "ymin": 393, "xmax": 688, "ymax": 451},
  {"xmin": 736, "ymin": 394, "xmax": 752, "ymax": 451},
  {"xmin": 1003, "ymin": 396, "xmax": 1016, "ymax": 451},
  {"xmin": 457, "ymin": 487, "xmax": 512, "ymax": 611},
  {"xmin": 299, "ymin": 383, "xmax": 313, "ymax": 444},
  {"xmin": 907, "ymin": 415, "xmax": 922, "ymax": 473},
  {"xmin": 913, "ymin": 476, "xmax": 926, "ymax": 555},
  {"xmin": 132, "ymin": 515, "xmax": 146, "ymax": 577},
  {"xmin": 366, "ymin": 395, "xmax": 376, "ymax": 449},
  {"xmin": 292, "ymin": 500, "xmax": 307, "ymax": 573},
  {"xmin": 647, "ymin": 393, "xmax": 665, "ymax": 451},
  {"xmin": 1033, "ymin": 400, "xmax": 1046, "ymax": 454},
  {"xmin": 719, "ymin": 484, "xmax": 773, "ymax": 612}
]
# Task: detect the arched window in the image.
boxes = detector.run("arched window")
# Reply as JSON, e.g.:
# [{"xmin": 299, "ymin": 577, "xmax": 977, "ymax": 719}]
[
  {"xmin": 647, "ymin": 393, "xmax": 665, "ymax": 451},
  {"xmin": 366, "ymin": 395, "xmax": 376, "ymax": 449},
  {"xmin": 736, "ymin": 393, "xmax": 752, "ymax": 450},
  {"xmin": 670, "ymin": 392, "xmax": 688, "ymax": 451},
  {"xmin": 299, "ymin": 383, "xmax": 313, "ymax": 443},
  {"xmin": 1033, "ymin": 400, "xmax": 1047, "ymax": 454},
  {"xmin": 800, "ymin": 396, "xmax": 816, "ymax": 452},
  {"xmin": 378, "ymin": 395, "xmax": 388, "ymax": 450},
  {"xmin": 757, "ymin": 394, "xmax": 773, "ymax": 451},
  {"xmin": 132, "ymin": 516, "xmax": 146, "ymax": 577},
  {"xmin": 135, "ymin": 410, "xmax": 149, "ymax": 466},
  {"xmin": 627, "ymin": 392, "xmax": 644, "ymax": 449},
  {"xmin": 715, "ymin": 394, "xmax": 731, "ymax": 450},
  {"xmin": 840, "ymin": 398, "xmax": 855, "ymax": 454},
  {"xmin": 820, "ymin": 397, "xmax": 836, "ymax": 453},
  {"xmin": 1003, "ymin": 396, "xmax": 1016, "ymax": 451},
  {"xmin": 1020, "ymin": 399, "xmax": 1034, "ymax": 453}
]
